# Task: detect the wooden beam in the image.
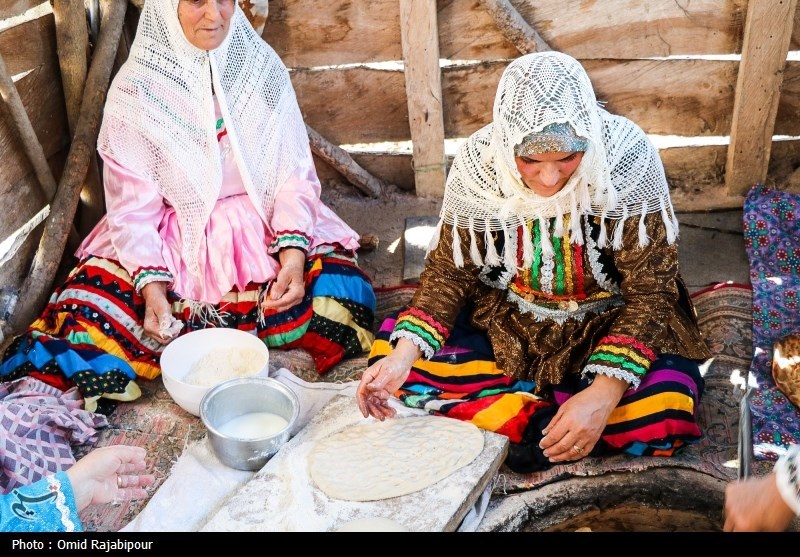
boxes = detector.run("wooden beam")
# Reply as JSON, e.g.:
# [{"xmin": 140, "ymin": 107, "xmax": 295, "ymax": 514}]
[
  {"xmin": 306, "ymin": 124, "xmax": 384, "ymax": 198},
  {"xmin": 54, "ymin": 0, "xmax": 89, "ymax": 133},
  {"xmin": 725, "ymin": 0, "xmax": 798, "ymax": 197},
  {"xmin": 477, "ymin": 0, "xmax": 551, "ymax": 54},
  {"xmin": 54, "ymin": 0, "xmax": 105, "ymax": 237},
  {"xmin": 399, "ymin": 0, "xmax": 445, "ymax": 198},
  {"xmin": 0, "ymin": 52, "xmax": 58, "ymax": 200}
]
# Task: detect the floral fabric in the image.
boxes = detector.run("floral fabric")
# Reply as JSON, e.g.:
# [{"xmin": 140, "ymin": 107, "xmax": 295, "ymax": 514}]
[{"xmin": 743, "ymin": 184, "xmax": 800, "ymax": 460}]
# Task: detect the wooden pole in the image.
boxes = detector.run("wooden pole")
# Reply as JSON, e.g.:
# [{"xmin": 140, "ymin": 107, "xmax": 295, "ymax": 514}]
[
  {"xmin": 5, "ymin": 0, "xmax": 128, "ymax": 339},
  {"xmin": 0, "ymin": 55, "xmax": 59, "ymax": 201},
  {"xmin": 54, "ymin": 0, "xmax": 89, "ymax": 133},
  {"xmin": 399, "ymin": 0, "xmax": 446, "ymax": 198},
  {"xmin": 306, "ymin": 124, "xmax": 384, "ymax": 198},
  {"xmin": 725, "ymin": 0, "xmax": 797, "ymax": 197},
  {"xmin": 477, "ymin": 0, "xmax": 552, "ymax": 55},
  {"xmin": 54, "ymin": 0, "xmax": 106, "ymax": 237}
]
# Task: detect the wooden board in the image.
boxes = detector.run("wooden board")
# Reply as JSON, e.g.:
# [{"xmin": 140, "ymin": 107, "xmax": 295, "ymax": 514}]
[
  {"xmin": 726, "ymin": 0, "xmax": 798, "ymax": 196},
  {"xmin": 200, "ymin": 395, "xmax": 509, "ymax": 532},
  {"xmin": 0, "ymin": 16, "xmax": 69, "ymax": 240},
  {"xmin": 442, "ymin": 58, "xmax": 739, "ymax": 138},
  {"xmin": 264, "ymin": 0, "xmax": 747, "ymax": 66},
  {"xmin": 0, "ymin": 0, "xmax": 45, "ymax": 21},
  {"xmin": 293, "ymin": 59, "xmax": 742, "ymax": 144},
  {"xmin": 400, "ymin": 0, "xmax": 446, "ymax": 197},
  {"xmin": 776, "ymin": 61, "xmax": 800, "ymax": 136}
]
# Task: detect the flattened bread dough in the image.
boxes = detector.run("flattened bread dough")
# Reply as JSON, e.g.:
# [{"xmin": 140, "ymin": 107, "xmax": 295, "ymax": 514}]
[{"xmin": 308, "ymin": 416, "xmax": 484, "ymax": 502}]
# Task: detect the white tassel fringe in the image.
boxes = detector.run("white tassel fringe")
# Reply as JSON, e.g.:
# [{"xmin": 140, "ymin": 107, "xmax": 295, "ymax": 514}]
[{"xmin": 637, "ymin": 200, "xmax": 649, "ymax": 248}]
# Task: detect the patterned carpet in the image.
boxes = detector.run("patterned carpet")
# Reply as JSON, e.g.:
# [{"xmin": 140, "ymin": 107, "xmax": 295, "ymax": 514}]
[{"xmin": 78, "ymin": 283, "xmax": 755, "ymax": 531}]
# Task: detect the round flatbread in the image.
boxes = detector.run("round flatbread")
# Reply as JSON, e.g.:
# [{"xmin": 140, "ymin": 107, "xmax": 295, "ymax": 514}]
[{"xmin": 307, "ymin": 415, "xmax": 484, "ymax": 502}]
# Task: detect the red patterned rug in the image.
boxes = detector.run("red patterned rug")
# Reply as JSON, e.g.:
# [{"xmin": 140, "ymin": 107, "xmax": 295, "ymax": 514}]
[{"xmin": 78, "ymin": 283, "xmax": 754, "ymax": 530}]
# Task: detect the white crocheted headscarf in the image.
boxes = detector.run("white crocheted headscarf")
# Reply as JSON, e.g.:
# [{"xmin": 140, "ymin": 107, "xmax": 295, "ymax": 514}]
[
  {"xmin": 431, "ymin": 51, "xmax": 678, "ymax": 269},
  {"xmin": 97, "ymin": 0, "xmax": 313, "ymax": 278}
]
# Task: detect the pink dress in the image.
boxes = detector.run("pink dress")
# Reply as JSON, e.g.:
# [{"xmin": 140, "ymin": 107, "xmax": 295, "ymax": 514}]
[{"xmin": 78, "ymin": 98, "xmax": 360, "ymax": 305}]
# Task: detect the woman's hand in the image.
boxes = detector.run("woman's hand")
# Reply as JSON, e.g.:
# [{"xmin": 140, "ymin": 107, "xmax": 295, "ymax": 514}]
[
  {"xmin": 539, "ymin": 374, "xmax": 628, "ymax": 462},
  {"xmin": 261, "ymin": 248, "xmax": 306, "ymax": 313},
  {"xmin": 356, "ymin": 338, "xmax": 422, "ymax": 421},
  {"xmin": 141, "ymin": 281, "xmax": 179, "ymax": 344},
  {"xmin": 66, "ymin": 445, "xmax": 155, "ymax": 512}
]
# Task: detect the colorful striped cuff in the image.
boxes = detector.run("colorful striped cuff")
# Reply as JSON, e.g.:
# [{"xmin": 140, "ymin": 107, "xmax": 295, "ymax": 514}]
[
  {"xmin": 389, "ymin": 308, "xmax": 449, "ymax": 360},
  {"xmin": 583, "ymin": 334, "xmax": 656, "ymax": 389},
  {"xmin": 132, "ymin": 266, "xmax": 173, "ymax": 293},
  {"xmin": 269, "ymin": 230, "xmax": 312, "ymax": 254}
]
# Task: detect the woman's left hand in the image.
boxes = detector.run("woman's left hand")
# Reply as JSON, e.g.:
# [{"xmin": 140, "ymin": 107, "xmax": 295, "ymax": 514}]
[
  {"xmin": 261, "ymin": 248, "xmax": 306, "ymax": 313},
  {"xmin": 539, "ymin": 375, "xmax": 628, "ymax": 463}
]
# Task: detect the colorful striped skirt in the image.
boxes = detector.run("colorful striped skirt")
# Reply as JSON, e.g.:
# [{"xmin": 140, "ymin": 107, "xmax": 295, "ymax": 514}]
[
  {"xmin": 1, "ymin": 251, "xmax": 375, "ymax": 409},
  {"xmin": 368, "ymin": 309, "xmax": 705, "ymax": 473}
]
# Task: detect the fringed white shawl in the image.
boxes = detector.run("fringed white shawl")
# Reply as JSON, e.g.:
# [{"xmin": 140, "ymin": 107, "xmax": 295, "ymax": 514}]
[
  {"xmin": 430, "ymin": 51, "xmax": 678, "ymax": 269},
  {"xmin": 97, "ymin": 0, "xmax": 314, "ymax": 278}
]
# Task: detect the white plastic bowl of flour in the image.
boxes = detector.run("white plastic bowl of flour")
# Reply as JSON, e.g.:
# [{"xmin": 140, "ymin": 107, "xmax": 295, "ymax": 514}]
[{"xmin": 160, "ymin": 328, "xmax": 270, "ymax": 416}]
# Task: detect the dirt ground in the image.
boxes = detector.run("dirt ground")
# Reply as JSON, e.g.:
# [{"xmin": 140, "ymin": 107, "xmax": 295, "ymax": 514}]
[{"xmin": 322, "ymin": 182, "xmax": 442, "ymax": 288}]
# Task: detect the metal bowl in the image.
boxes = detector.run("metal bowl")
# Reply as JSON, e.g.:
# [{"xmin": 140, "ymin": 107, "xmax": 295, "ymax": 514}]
[{"xmin": 200, "ymin": 376, "xmax": 299, "ymax": 471}]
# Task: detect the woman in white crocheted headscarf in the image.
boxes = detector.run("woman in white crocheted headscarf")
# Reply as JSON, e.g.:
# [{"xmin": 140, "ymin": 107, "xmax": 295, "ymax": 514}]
[
  {"xmin": 357, "ymin": 51, "xmax": 710, "ymax": 473},
  {"xmin": 0, "ymin": 0, "xmax": 376, "ymax": 413}
]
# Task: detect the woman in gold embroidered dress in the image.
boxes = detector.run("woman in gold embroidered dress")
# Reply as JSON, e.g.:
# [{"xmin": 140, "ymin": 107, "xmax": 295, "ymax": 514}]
[{"xmin": 356, "ymin": 51, "xmax": 711, "ymax": 473}]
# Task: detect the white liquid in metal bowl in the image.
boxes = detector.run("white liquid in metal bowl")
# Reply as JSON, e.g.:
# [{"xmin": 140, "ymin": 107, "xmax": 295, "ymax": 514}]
[{"xmin": 216, "ymin": 411, "xmax": 289, "ymax": 439}]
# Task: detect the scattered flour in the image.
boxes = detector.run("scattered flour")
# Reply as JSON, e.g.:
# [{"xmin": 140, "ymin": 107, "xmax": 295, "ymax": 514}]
[{"xmin": 184, "ymin": 346, "xmax": 267, "ymax": 387}]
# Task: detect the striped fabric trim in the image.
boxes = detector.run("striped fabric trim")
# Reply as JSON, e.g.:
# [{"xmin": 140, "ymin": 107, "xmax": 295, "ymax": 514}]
[
  {"xmin": 269, "ymin": 230, "xmax": 312, "ymax": 253},
  {"xmin": 390, "ymin": 308, "xmax": 449, "ymax": 358},
  {"xmin": 312, "ymin": 296, "xmax": 375, "ymax": 353},
  {"xmin": 391, "ymin": 329, "xmax": 437, "ymax": 360},
  {"xmin": 584, "ymin": 334, "xmax": 657, "ymax": 389},
  {"xmin": 131, "ymin": 266, "xmax": 172, "ymax": 292},
  {"xmin": 515, "ymin": 214, "xmax": 587, "ymax": 298}
]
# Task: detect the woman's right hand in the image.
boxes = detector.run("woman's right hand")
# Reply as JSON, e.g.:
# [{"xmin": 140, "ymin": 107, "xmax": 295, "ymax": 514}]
[
  {"xmin": 356, "ymin": 338, "xmax": 422, "ymax": 421},
  {"xmin": 141, "ymin": 282, "xmax": 177, "ymax": 344}
]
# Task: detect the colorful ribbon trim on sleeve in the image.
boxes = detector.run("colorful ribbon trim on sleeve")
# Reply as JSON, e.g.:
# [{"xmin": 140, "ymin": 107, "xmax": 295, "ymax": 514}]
[{"xmin": 583, "ymin": 334, "xmax": 656, "ymax": 389}]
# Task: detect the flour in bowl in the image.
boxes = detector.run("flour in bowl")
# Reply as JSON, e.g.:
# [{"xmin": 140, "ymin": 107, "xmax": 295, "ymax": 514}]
[{"xmin": 184, "ymin": 346, "xmax": 268, "ymax": 387}]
